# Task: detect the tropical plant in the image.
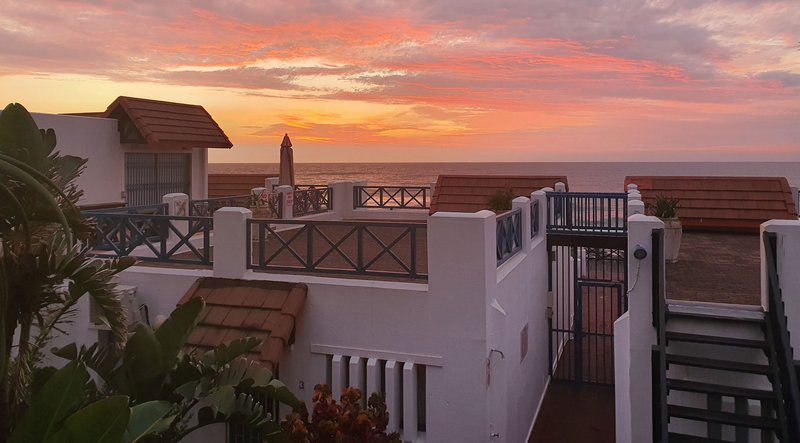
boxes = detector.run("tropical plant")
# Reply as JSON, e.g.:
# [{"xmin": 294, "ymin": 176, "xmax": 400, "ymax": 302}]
[
  {"xmin": 282, "ymin": 384, "xmax": 400, "ymax": 443},
  {"xmin": 648, "ymin": 194, "xmax": 681, "ymax": 220},
  {"xmin": 0, "ymin": 103, "xmax": 133, "ymax": 439},
  {"xmin": 51, "ymin": 297, "xmax": 301, "ymax": 442},
  {"xmin": 487, "ymin": 188, "xmax": 515, "ymax": 213}
]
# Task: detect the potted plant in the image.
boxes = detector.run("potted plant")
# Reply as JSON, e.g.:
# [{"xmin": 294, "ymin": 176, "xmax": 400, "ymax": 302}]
[
  {"xmin": 487, "ymin": 188, "xmax": 515, "ymax": 213},
  {"xmin": 649, "ymin": 194, "xmax": 682, "ymax": 262}
]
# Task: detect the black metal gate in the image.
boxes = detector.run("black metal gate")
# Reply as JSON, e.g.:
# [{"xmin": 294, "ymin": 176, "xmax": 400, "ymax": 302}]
[
  {"xmin": 546, "ymin": 192, "xmax": 628, "ymax": 386},
  {"xmin": 125, "ymin": 153, "xmax": 191, "ymax": 206}
]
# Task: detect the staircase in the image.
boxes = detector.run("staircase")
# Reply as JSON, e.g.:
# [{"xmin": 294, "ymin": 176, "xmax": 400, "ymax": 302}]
[
  {"xmin": 658, "ymin": 307, "xmax": 784, "ymax": 442},
  {"xmin": 650, "ymin": 231, "xmax": 800, "ymax": 442}
]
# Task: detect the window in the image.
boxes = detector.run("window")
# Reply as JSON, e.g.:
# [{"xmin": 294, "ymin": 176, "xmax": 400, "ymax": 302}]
[{"xmin": 125, "ymin": 153, "xmax": 191, "ymax": 206}]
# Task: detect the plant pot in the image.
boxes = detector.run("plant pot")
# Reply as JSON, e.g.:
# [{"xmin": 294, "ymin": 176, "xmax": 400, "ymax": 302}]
[{"xmin": 663, "ymin": 218, "xmax": 682, "ymax": 263}]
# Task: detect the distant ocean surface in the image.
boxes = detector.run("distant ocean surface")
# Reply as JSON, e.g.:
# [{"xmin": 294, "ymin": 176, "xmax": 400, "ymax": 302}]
[{"xmin": 209, "ymin": 162, "xmax": 800, "ymax": 192}]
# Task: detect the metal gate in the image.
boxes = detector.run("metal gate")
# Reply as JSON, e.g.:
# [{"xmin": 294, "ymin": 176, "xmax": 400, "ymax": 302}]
[
  {"xmin": 546, "ymin": 192, "xmax": 628, "ymax": 386},
  {"xmin": 125, "ymin": 153, "xmax": 191, "ymax": 206}
]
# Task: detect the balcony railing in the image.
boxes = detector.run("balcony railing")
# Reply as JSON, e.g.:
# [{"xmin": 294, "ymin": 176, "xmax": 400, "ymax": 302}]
[
  {"xmin": 85, "ymin": 212, "xmax": 213, "ymax": 265},
  {"xmin": 247, "ymin": 219, "xmax": 427, "ymax": 279},
  {"xmin": 293, "ymin": 187, "xmax": 332, "ymax": 217},
  {"xmin": 83, "ymin": 203, "xmax": 168, "ymax": 216},
  {"xmin": 294, "ymin": 184, "xmax": 328, "ymax": 191},
  {"xmin": 546, "ymin": 192, "xmax": 628, "ymax": 235},
  {"xmin": 496, "ymin": 208, "xmax": 522, "ymax": 266},
  {"xmin": 189, "ymin": 195, "xmax": 251, "ymax": 216},
  {"xmin": 190, "ymin": 192, "xmax": 282, "ymax": 219},
  {"xmin": 354, "ymin": 186, "xmax": 430, "ymax": 209},
  {"xmin": 530, "ymin": 199, "xmax": 540, "ymax": 238}
]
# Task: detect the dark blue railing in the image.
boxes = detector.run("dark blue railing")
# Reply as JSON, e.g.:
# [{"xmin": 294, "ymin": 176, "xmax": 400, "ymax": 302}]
[
  {"xmin": 530, "ymin": 199, "xmax": 540, "ymax": 238},
  {"xmin": 247, "ymin": 219, "xmax": 426, "ymax": 279},
  {"xmin": 83, "ymin": 203, "xmax": 167, "ymax": 216},
  {"xmin": 293, "ymin": 187, "xmax": 332, "ymax": 217},
  {"xmin": 189, "ymin": 195, "xmax": 250, "ymax": 216},
  {"xmin": 496, "ymin": 208, "xmax": 522, "ymax": 266},
  {"xmin": 546, "ymin": 192, "xmax": 627, "ymax": 235},
  {"xmin": 84, "ymin": 212, "xmax": 213, "ymax": 265},
  {"xmin": 354, "ymin": 186, "xmax": 430, "ymax": 209}
]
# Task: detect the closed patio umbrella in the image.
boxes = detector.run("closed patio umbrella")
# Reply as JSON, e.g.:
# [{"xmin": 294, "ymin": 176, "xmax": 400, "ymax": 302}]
[{"xmin": 278, "ymin": 133, "xmax": 295, "ymax": 187}]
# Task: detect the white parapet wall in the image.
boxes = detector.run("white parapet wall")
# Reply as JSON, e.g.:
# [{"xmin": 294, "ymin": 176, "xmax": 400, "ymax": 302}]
[
  {"xmin": 762, "ymin": 219, "xmax": 800, "ymax": 358},
  {"xmin": 105, "ymin": 191, "xmax": 553, "ymax": 442},
  {"xmin": 614, "ymin": 214, "xmax": 663, "ymax": 443}
]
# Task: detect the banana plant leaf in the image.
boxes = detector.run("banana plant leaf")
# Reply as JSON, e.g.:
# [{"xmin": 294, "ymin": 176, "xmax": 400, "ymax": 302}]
[
  {"xmin": 124, "ymin": 400, "xmax": 175, "ymax": 443},
  {"xmin": 49, "ymin": 395, "xmax": 130, "ymax": 443},
  {"xmin": 8, "ymin": 361, "xmax": 91, "ymax": 443}
]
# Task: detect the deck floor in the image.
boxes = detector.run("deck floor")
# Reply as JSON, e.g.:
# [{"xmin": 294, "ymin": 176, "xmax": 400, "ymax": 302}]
[
  {"xmin": 529, "ymin": 382, "xmax": 615, "ymax": 442},
  {"xmin": 666, "ymin": 232, "xmax": 760, "ymax": 305}
]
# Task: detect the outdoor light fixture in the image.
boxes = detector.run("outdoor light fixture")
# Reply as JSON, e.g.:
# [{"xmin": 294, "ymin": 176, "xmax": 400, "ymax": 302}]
[{"xmin": 634, "ymin": 244, "xmax": 648, "ymax": 260}]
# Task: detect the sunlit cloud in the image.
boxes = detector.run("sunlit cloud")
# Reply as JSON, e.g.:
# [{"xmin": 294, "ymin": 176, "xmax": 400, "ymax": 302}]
[{"xmin": 0, "ymin": 0, "xmax": 797, "ymax": 161}]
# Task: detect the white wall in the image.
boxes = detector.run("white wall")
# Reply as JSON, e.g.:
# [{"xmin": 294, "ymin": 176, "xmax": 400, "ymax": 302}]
[
  {"xmin": 32, "ymin": 113, "xmax": 125, "ymax": 206},
  {"xmin": 31, "ymin": 112, "xmax": 210, "ymax": 205},
  {"xmin": 489, "ymin": 221, "xmax": 550, "ymax": 442},
  {"xmin": 762, "ymin": 220, "xmax": 800, "ymax": 358}
]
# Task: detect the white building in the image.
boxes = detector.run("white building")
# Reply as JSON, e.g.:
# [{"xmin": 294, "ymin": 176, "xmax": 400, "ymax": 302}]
[
  {"xmin": 29, "ymin": 105, "xmax": 800, "ymax": 442},
  {"xmin": 32, "ymin": 96, "xmax": 232, "ymax": 208}
]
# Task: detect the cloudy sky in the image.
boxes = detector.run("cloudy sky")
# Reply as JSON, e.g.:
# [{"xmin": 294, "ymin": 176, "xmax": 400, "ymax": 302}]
[{"xmin": 1, "ymin": 0, "xmax": 798, "ymax": 162}]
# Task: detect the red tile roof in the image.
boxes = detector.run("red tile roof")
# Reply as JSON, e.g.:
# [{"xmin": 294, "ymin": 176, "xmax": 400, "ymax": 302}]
[
  {"xmin": 103, "ymin": 96, "xmax": 233, "ymax": 149},
  {"xmin": 178, "ymin": 277, "xmax": 307, "ymax": 371},
  {"xmin": 430, "ymin": 175, "xmax": 568, "ymax": 214},
  {"xmin": 208, "ymin": 173, "xmax": 278, "ymax": 198},
  {"xmin": 625, "ymin": 176, "xmax": 798, "ymax": 233}
]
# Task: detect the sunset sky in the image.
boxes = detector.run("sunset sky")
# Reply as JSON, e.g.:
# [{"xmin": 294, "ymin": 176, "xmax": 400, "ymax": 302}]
[{"xmin": 1, "ymin": 0, "xmax": 798, "ymax": 162}]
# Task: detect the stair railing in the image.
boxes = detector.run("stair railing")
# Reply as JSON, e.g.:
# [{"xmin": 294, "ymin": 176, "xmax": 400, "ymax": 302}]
[
  {"xmin": 764, "ymin": 231, "xmax": 800, "ymax": 441},
  {"xmin": 650, "ymin": 228, "xmax": 668, "ymax": 442}
]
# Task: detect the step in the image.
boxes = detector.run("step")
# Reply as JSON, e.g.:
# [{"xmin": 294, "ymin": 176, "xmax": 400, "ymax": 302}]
[
  {"xmin": 665, "ymin": 331, "xmax": 767, "ymax": 349},
  {"xmin": 667, "ymin": 405, "xmax": 778, "ymax": 429},
  {"xmin": 667, "ymin": 432, "xmax": 729, "ymax": 443},
  {"xmin": 666, "ymin": 378, "xmax": 776, "ymax": 401},
  {"xmin": 667, "ymin": 310, "xmax": 764, "ymax": 325},
  {"xmin": 666, "ymin": 354, "xmax": 772, "ymax": 375}
]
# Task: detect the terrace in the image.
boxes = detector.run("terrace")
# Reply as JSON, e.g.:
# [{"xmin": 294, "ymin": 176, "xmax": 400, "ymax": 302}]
[
  {"xmin": 626, "ymin": 176, "xmax": 799, "ymax": 307},
  {"xmin": 84, "ymin": 180, "xmax": 435, "ymax": 281}
]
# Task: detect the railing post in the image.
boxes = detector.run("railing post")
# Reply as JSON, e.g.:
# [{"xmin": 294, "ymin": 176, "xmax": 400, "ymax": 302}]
[
  {"xmin": 329, "ymin": 181, "xmax": 354, "ymax": 219},
  {"xmin": 265, "ymin": 177, "xmax": 279, "ymax": 191},
  {"xmin": 276, "ymin": 185, "xmax": 294, "ymax": 219},
  {"xmin": 212, "ymin": 207, "xmax": 252, "ymax": 279},
  {"xmin": 162, "ymin": 193, "xmax": 189, "ymax": 241},
  {"xmin": 628, "ymin": 199, "xmax": 645, "ymax": 216}
]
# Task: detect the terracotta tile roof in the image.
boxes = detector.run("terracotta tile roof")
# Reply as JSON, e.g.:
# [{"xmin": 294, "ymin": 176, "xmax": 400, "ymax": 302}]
[
  {"xmin": 178, "ymin": 277, "xmax": 307, "ymax": 371},
  {"xmin": 625, "ymin": 176, "xmax": 798, "ymax": 233},
  {"xmin": 208, "ymin": 173, "xmax": 279, "ymax": 198},
  {"xmin": 103, "ymin": 96, "xmax": 233, "ymax": 149},
  {"xmin": 430, "ymin": 175, "xmax": 568, "ymax": 214}
]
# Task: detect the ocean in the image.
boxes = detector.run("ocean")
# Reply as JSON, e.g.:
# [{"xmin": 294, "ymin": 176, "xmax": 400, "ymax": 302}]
[{"xmin": 209, "ymin": 162, "xmax": 800, "ymax": 192}]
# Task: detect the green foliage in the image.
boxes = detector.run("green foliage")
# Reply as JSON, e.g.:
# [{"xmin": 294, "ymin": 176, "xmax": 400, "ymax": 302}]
[
  {"xmin": 0, "ymin": 103, "xmax": 301, "ymax": 441},
  {"xmin": 282, "ymin": 384, "xmax": 400, "ymax": 442},
  {"xmin": 0, "ymin": 102, "xmax": 133, "ymax": 439},
  {"xmin": 487, "ymin": 188, "xmax": 515, "ymax": 213},
  {"xmin": 53, "ymin": 298, "xmax": 300, "ymax": 442},
  {"xmin": 648, "ymin": 194, "xmax": 681, "ymax": 220}
]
